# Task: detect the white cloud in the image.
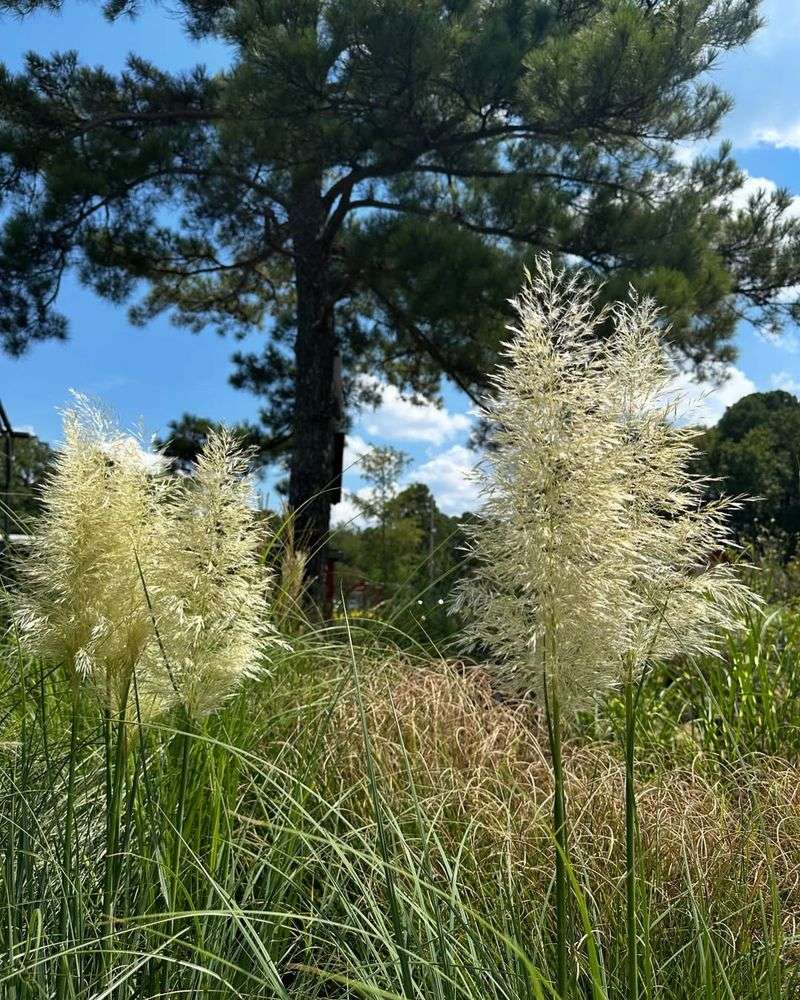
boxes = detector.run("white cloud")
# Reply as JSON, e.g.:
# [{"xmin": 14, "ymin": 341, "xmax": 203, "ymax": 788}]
[
  {"xmin": 723, "ymin": 173, "xmax": 800, "ymax": 217},
  {"xmin": 342, "ymin": 433, "xmax": 369, "ymax": 473},
  {"xmin": 667, "ymin": 365, "xmax": 757, "ymax": 426},
  {"xmin": 755, "ymin": 123, "xmax": 800, "ymax": 151},
  {"xmin": 771, "ymin": 371, "xmax": 800, "ymax": 394},
  {"xmin": 726, "ymin": 174, "xmax": 774, "ymax": 211},
  {"xmin": 757, "ymin": 328, "xmax": 800, "ymax": 352},
  {"xmin": 413, "ymin": 444, "xmax": 482, "ymax": 516},
  {"xmin": 331, "ymin": 437, "xmax": 373, "ymax": 526},
  {"xmin": 331, "ymin": 492, "xmax": 366, "ymax": 528},
  {"xmin": 672, "ymin": 140, "xmax": 703, "ymax": 167},
  {"xmin": 357, "ymin": 378, "xmax": 471, "ymax": 445}
]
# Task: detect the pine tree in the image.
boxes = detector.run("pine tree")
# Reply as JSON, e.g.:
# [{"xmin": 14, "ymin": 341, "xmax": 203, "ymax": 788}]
[{"xmin": 2, "ymin": 0, "xmax": 799, "ymax": 591}]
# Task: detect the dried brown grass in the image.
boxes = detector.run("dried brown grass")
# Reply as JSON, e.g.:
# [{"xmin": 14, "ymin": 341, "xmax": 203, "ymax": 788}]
[{"xmin": 322, "ymin": 659, "xmax": 800, "ymax": 945}]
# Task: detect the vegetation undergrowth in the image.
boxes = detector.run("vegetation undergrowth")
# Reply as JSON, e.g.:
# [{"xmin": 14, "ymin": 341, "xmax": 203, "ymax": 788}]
[{"xmin": 1, "ymin": 607, "xmax": 799, "ymax": 999}]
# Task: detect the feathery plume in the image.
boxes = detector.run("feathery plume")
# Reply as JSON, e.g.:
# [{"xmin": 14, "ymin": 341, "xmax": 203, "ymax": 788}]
[
  {"xmin": 454, "ymin": 258, "xmax": 759, "ymax": 708},
  {"xmin": 8, "ymin": 399, "xmax": 277, "ymax": 718},
  {"xmin": 8, "ymin": 394, "xmax": 174, "ymax": 716},
  {"xmin": 149, "ymin": 430, "xmax": 275, "ymax": 717}
]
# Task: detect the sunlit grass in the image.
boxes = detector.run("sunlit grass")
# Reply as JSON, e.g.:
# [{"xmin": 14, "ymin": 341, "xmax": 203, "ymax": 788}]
[{"xmin": 1, "ymin": 606, "xmax": 798, "ymax": 998}]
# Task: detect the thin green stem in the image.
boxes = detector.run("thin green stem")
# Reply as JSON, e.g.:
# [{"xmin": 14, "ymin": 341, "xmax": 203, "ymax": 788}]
[
  {"xmin": 545, "ymin": 670, "xmax": 569, "ymax": 999},
  {"xmin": 56, "ymin": 685, "xmax": 79, "ymax": 1000},
  {"xmin": 103, "ymin": 691, "xmax": 129, "ymax": 991},
  {"xmin": 625, "ymin": 669, "xmax": 638, "ymax": 1000},
  {"xmin": 173, "ymin": 721, "xmax": 192, "ymax": 912},
  {"xmin": 102, "ymin": 705, "xmax": 112, "ymax": 942},
  {"xmin": 38, "ymin": 657, "xmax": 51, "ymax": 775}
]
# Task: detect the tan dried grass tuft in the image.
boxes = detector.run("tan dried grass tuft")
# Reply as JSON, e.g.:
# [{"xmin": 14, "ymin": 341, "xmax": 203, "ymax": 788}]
[{"xmin": 325, "ymin": 659, "xmax": 800, "ymax": 941}]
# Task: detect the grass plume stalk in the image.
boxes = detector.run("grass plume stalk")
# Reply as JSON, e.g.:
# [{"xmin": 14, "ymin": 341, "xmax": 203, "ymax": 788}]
[
  {"xmin": 148, "ymin": 429, "xmax": 279, "ymax": 717},
  {"xmin": 8, "ymin": 396, "xmax": 175, "ymax": 718},
  {"xmin": 455, "ymin": 258, "xmax": 759, "ymax": 997}
]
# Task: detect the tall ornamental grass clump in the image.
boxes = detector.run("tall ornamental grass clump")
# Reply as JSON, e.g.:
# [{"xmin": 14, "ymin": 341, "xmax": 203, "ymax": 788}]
[
  {"xmin": 455, "ymin": 258, "xmax": 759, "ymax": 998},
  {"xmin": 4, "ymin": 395, "xmax": 277, "ymax": 992}
]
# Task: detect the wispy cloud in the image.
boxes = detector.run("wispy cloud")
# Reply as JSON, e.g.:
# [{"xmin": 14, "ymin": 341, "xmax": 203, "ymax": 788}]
[
  {"xmin": 755, "ymin": 123, "xmax": 800, "ymax": 151},
  {"xmin": 413, "ymin": 444, "xmax": 481, "ymax": 516},
  {"xmin": 356, "ymin": 377, "xmax": 471, "ymax": 446},
  {"xmin": 770, "ymin": 371, "xmax": 800, "ymax": 394},
  {"xmin": 724, "ymin": 173, "xmax": 800, "ymax": 217},
  {"xmin": 330, "ymin": 490, "xmax": 371, "ymax": 528},
  {"xmin": 757, "ymin": 329, "xmax": 800, "ymax": 353},
  {"xmin": 342, "ymin": 434, "xmax": 369, "ymax": 471},
  {"xmin": 667, "ymin": 365, "xmax": 757, "ymax": 426}
]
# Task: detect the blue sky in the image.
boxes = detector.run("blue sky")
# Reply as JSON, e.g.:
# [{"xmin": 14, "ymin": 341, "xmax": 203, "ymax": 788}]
[{"xmin": 2, "ymin": 0, "xmax": 800, "ymax": 519}]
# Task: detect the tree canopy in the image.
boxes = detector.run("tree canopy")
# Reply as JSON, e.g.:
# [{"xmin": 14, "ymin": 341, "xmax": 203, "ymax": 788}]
[
  {"xmin": 335, "ymin": 478, "xmax": 469, "ymax": 623},
  {"xmin": 3, "ymin": 0, "xmax": 800, "ymax": 589},
  {"xmin": 6, "ymin": 435, "xmax": 55, "ymax": 527},
  {"xmin": 155, "ymin": 413, "xmax": 272, "ymax": 475},
  {"xmin": 695, "ymin": 390, "xmax": 800, "ymax": 553}
]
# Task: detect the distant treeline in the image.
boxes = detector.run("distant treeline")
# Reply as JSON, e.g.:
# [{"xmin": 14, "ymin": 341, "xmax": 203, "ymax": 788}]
[{"xmin": 694, "ymin": 390, "xmax": 800, "ymax": 559}]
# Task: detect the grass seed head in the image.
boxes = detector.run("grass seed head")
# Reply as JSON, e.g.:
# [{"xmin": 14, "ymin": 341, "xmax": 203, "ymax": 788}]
[
  {"xmin": 8, "ymin": 394, "xmax": 174, "ymax": 715},
  {"xmin": 453, "ymin": 257, "xmax": 760, "ymax": 707},
  {"xmin": 8, "ymin": 399, "xmax": 278, "ymax": 718},
  {"xmin": 148, "ymin": 429, "xmax": 278, "ymax": 717}
]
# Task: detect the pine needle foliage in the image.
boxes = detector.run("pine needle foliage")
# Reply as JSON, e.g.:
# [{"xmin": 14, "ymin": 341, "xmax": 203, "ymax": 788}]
[
  {"xmin": 8, "ymin": 396, "xmax": 275, "ymax": 718},
  {"xmin": 454, "ymin": 259, "xmax": 760, "ymax": 708}
]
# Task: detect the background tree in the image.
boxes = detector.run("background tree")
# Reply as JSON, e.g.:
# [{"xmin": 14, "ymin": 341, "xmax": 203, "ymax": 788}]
[
  {"xmin": 3, "ymin": 0, "xmax": 800, "ymax": 591},
  {"xmin": 335, "ymin": 479, "xmax": 469, "ymax": 629},
  {"xmin": 695, "ymin": 390, "xmax": 800, "ymax": 556},
  {"xmin": 156, "ymin": 416, "xmax": 227, "ymax": 475},
  {"xmin": 351, "ymin": 446, "xmax": 412, "ymax": 586},
  {"xmin": 156, "ymin": 413, "xmax": 272, "ymax": 475},
  {"xmin": 7, "ymin": 435, "xmax": 55, "ymax": 526},
  {"xmin": 384, "ymin": 483, "xmax": 464, "ymax": 587}
]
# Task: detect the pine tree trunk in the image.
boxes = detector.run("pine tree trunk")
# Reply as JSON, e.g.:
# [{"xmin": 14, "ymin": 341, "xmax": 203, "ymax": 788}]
[{"xmin": 288, "ymin": 175, "xmax": 337, "ymax": 605}]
